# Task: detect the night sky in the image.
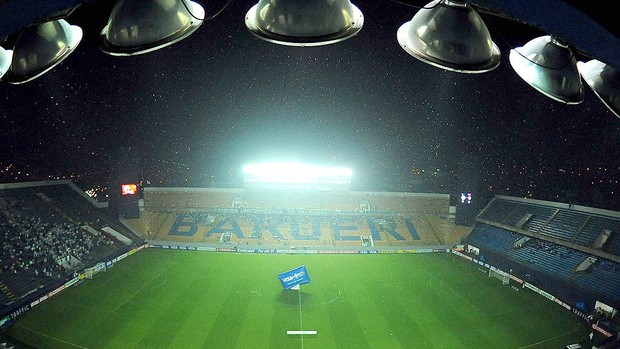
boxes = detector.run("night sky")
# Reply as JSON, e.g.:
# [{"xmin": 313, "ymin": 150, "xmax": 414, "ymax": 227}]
[{"xmin": 1, "ymin": 0, "xmax": 619, "ymax": 208}]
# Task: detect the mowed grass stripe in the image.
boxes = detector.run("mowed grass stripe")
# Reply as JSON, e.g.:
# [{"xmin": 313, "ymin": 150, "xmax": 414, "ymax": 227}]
[
  {"xmin": 425, "ymin": 254, "xmax": 587, "ymax": 348},
  {"xmin": 141, "ymin": 253, "xmax": 251, "ymax": 349},
  {"xmin": 235, "ymin": 291, "xmax": 276, "ymax": 349},
  {"xmin": 351, "ymin": 286, "xmax": 408, "ymax": 348},
  {"xmin": 327, "ymin": 294, "xmax": 370, "ymax": 349},
  {"xmin": 199, "ymin": 290, "xmax": 252, "ymax": 348},
  {"xmin": 132, "ymin": 267, "xmax": 219, "ymax": 349},
  {"xmin": 370, "ymin": 286, "xmax": 435, "ymax": 348},
  {"xmin": 426, "ymin": 255, "xmax": 556, "ymax": 347},
  {"xmin": 419, "ymin": 288, "xmax": 498, "ymax": 348},
  {"xmin": 164, "ymin": 275, "xmax": 238, "ymax": 349},
  {"xmin": 102, "ymin": 253, "xmax": 243, "ymax": 348},
  {"xmin": 80, "ymin": 254, "xmax": 199, "ymax": 348},
  {"xmin": 91, "ymin": 263, "xmax": 191, "ymax": 348},
  {"xmin": 441, "ymin": 262, "xmax": 543, "ymax": 346},
  {"xmin": 355, "ymin": 254, "xmax": 479, "ymax": 347},
  {"xmin": 268, "ymin": 294, "xmax": 300, "ymax": 349},
  {"xmin": 11, "ymin": 300, "xmax": 92, "ymax": 349},
  {"xmin": 71, "ymin": 251, "xmax": 172, "ymax": 312}
]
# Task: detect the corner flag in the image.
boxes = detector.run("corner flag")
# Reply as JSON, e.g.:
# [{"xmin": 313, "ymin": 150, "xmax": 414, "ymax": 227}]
[{"xmin": 278, "ymin": 265, "xmax": 310, "ymax": 290}]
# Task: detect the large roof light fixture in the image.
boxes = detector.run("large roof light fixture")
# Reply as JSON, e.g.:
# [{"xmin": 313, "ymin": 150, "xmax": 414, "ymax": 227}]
[
  {"xmin": 397, "ymin": 0, "xmax": 500, "ymax": 73},
  {"xmin": 100, "ymin": 0, "xmax": 204, "ymax": 56},
  {"xmin": 509, "ymin": 35, "xmax": 584, "ymax": 104},
  {"xmin": 0, "ymin": 47, "xmax": 11, "ymax": 79},
  {"xmin": 578, "ymin": 59, "xmax": 620, "ymax": 118},
  {"xmin": 7, "ymin": 19, "xmax": 82, "ymax": 85},
  {"xmin": 245, "ymin": 0, "xmax": 364, "ymax": 47}
]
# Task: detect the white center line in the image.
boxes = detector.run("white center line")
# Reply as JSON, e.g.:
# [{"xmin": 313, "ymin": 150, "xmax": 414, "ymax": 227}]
[{"xmin": 298, "ymin": 289, "xmax": 304, "ymax": 349}]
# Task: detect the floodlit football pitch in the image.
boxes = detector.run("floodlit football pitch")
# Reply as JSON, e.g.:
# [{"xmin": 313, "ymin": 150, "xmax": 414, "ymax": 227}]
[{"xmin": 8, "ymin": 249, "xmax": 590, "ymax": 349}]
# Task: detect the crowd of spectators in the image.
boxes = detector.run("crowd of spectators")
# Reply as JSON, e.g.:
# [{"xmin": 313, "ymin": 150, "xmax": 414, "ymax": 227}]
[{"xmin": 0, "ymin": 214, "xmax": 118, "ymax": 283}]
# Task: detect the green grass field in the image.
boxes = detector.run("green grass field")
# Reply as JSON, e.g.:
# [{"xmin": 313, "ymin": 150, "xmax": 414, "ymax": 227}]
[{"xmin": 7, "ymin": 249, "xmax": 590, "ymax": 348}]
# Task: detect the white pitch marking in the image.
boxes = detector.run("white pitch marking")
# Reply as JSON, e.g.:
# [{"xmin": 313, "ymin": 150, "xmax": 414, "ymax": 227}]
[{"xmin": 287, "ymin": 330, "xmax": 317, "ymax": 335}]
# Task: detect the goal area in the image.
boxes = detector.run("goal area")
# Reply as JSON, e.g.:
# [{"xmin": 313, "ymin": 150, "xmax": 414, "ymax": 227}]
[
  {"xmin": 84, "ymin": 262, "xmax": 107, "ymax": 279},
  {"xmin": 488, "ymin": 267, "xmax": 509, "ymax": 285}
]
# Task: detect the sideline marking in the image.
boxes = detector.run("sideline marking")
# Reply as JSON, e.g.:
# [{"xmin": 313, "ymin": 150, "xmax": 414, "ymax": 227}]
[
  {"xmin": 16, "ymin": 325, "xmax": 88, "ymax": 349},
  {"xmin": 517, "ymin": 328, "xmax": 581, "ymax": 349},
  {"xmin": 57, "ymin": 300, "xmax": 114, "ymax": 314}
]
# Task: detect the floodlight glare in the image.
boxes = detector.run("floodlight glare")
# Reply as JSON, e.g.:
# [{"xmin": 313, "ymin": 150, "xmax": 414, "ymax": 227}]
[
  {"xmin": 0, "ymin": 47, "xmax": 11, "ymax": 79},
  {"xmin": 242, "ymin": 162, "xmax": 352, "ymax": 183}
]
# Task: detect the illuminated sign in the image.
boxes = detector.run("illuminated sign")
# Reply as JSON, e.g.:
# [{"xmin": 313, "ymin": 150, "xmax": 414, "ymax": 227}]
[
  {"xmin": 278, "ymin": 265, "xmax": 310, "ymax": 289},
  {"xmin": 121, "ymin": 184, "xmax": 138, "ymax": 196},
  {"xmin": 460, "ymin": 192, "xmax": 472, "ymax": 204}
]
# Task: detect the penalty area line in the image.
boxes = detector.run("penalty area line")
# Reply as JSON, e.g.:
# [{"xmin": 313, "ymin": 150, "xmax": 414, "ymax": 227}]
[
  {"xmin": 113, "ymin": 263, "xmax": 175, "ymax": 312},
  {"xmin": 420, "ymin": 268, "xmax": 486, "ymax": 316},
  {"xmin": 16, "ymin": 325, "xmax": 88, "ymax": 349},
  {"xmin": 516, "ymin": 327, "xmax": 581, "ymax": 349}
]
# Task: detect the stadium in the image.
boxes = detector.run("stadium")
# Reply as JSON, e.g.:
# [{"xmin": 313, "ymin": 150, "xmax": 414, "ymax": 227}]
[
  {"xmin": 0, "ymin": 0, "xmax": 618, "ymax": 347},
  {"xmin": 0, "ymin": 161, "xmax": 618, "ymax": 349}
]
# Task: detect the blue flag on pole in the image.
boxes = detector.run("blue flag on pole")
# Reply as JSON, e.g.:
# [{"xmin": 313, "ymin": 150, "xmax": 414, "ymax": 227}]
[{"xmin": 278, "ymin": 265, "xmax": 310, "ymax": 289}]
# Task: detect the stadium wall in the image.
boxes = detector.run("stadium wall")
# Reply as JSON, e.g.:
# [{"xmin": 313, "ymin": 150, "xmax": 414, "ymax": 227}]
[
  {"xmin": 142, "ymin": 187, "xmax": 450, "ymax": 216},
  {"xmin": 145, "ymin": 240, "xmax": 452, "ymax": 254}
]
